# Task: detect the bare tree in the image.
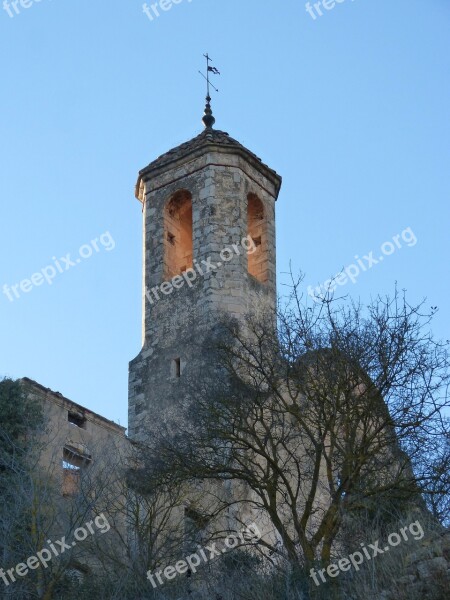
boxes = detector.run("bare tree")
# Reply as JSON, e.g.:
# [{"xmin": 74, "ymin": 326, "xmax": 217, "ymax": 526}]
[{"xmin": 135, "ymin": 282, "xmax": 450, "ymax": 590}]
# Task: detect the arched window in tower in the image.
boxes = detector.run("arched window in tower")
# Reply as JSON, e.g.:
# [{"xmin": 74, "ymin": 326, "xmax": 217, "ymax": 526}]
[
  {"xmin": 164, "ymin": 190, "xmax": 193, "ymax": 280},
  {"xmin": 247, "ymin": 193, "xmax": 268, "ymax": 283}
]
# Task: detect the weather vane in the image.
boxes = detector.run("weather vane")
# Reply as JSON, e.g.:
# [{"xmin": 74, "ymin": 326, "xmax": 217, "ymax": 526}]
[{"xmin": 199, "ymin": 53, "xmax": 220, "ymax": 129}]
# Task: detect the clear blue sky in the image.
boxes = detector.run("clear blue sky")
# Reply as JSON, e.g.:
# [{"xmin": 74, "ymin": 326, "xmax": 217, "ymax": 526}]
[{"xmin": 0, "ymin": 0, "xmax": 449, "ymax": 430}]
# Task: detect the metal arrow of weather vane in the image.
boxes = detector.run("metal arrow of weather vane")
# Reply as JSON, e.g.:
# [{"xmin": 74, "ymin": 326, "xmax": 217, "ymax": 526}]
[
  {"xmin": 199, "ymin": 53, "xmax": 220, "ymax": 129},
  {"xmin": 199, "ymin": 53, "xmax": 220, "ymax": 95}
]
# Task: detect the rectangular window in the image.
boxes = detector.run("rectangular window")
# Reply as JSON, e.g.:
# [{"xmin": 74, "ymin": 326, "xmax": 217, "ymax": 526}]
[
  {"xmin": 68, "ymin": 411, "xmax": 86, "ymax": 429},
  {"xmin": 62, "ymin": 446, "xmax": 91, "ymax": 496}
]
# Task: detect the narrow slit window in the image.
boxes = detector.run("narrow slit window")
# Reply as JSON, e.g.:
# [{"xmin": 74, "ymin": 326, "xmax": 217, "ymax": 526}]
[{"xmin": 173, "ymin": 358, "xmax": 181, "ymax": 378}]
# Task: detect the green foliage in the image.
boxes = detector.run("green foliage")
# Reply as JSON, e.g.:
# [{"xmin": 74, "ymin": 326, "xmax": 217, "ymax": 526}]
[
  {"xmin": 0, "ymin": 377, "xmax": 43, "ymax": 492},
  {"xmin": 0, "ymin": 377, "xmax": 44, "ymax": 597},
  {"xmin": 0, "ymin": 377, "xmax": 42, "ymax": 445}
]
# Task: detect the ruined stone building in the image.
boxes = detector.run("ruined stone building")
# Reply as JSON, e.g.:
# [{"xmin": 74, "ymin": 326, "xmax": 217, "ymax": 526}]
[
  {"xmin": 2, "ymin": 377, "xmax": 129, "ymax": 590},
  {"xmin": 21, "ymin": 377, "xmax": 127, "ymax": 498}
]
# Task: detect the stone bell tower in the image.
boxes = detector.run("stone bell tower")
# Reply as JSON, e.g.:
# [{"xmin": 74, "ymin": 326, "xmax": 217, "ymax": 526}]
[{"xmin": 128, "ymin": 98, "xmax": 282, "ymax": 440}]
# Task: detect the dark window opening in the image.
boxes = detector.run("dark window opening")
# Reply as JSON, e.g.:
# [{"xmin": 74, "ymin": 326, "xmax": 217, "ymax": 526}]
[
  {"xmin": 68, "ymin": 411, "xmax": 86, "ymax": 429},
  {"xmin": 173, "ymin": 358, "xmax": 181, "ymax": 378},
  {"xmin": 63, "ymin": 446, "xmax": 92, "ymax": 469}
]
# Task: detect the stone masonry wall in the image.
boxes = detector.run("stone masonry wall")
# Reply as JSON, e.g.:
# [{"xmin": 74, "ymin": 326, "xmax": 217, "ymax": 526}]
[{"xmin": 128, "ymin": 146, "xmax": 278, "ymax": 440}]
